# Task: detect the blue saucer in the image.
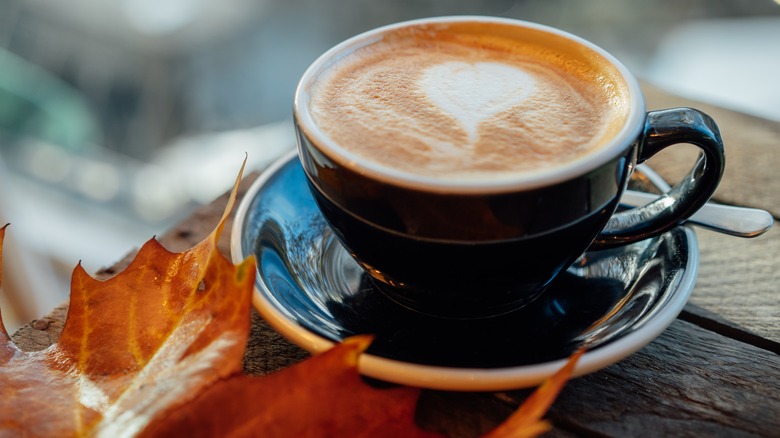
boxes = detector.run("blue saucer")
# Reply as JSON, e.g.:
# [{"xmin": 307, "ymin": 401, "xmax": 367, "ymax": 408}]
[{"xmin": 231, "ymin": 152, "xmax": 698, "ymax": 391}]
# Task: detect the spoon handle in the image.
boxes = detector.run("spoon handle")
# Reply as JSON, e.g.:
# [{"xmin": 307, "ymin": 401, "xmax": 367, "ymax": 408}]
[{"xmin": 620, "ymin": 190, "xmax": 774, "ymax": 238}]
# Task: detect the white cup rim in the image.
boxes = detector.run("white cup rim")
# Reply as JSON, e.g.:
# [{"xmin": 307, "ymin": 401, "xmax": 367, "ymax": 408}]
[{"xmin": 294, "ymin": 15, "xmax": 646, "ymax": 194}]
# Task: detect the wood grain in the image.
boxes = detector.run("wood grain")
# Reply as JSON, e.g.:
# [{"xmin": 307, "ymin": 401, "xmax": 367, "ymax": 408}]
[
  {"xmin": 686, "ymin": 226, "xmax": 780, "ymax": 345},
  {"xmin": 537, "ymin": 319, "xmax": 780, "ymax": 437},
  {"xmin": 410, "ymin": 318, "xmax": 780, "ymax": 437}
]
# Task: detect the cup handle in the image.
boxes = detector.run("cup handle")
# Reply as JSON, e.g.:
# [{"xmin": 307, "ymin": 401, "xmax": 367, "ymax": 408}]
[{"xmin": 592, "ymin": 107, "xmax": 726, "ymax": 248}]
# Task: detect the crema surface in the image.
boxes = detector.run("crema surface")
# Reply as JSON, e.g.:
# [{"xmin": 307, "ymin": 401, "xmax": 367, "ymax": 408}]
[{"xmin": 307, "ymin": 22, "xmax": 631, "ymax": 180}]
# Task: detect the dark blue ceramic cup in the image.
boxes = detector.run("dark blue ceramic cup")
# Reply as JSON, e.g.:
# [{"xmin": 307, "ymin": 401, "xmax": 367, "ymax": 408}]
[{"xmin": 293, "ymin": 17, "xmax": 724, "ymax": 318}]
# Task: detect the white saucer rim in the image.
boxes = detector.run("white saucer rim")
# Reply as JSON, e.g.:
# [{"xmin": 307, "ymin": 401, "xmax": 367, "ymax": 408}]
[{"xmin": 230, "ymin": 151, "xmax": 699, "ymax": 391}]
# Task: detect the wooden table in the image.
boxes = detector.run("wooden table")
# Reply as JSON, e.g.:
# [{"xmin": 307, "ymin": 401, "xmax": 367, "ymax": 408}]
[{"xmin": 12, "ymin": 83, "xmax": 780, "ymax": 437}]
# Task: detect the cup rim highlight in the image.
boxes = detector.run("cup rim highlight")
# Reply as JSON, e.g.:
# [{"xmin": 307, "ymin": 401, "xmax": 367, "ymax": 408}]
[{"xmin": 294, "ymin": 15, "xmax": 646, "ymax": 194}]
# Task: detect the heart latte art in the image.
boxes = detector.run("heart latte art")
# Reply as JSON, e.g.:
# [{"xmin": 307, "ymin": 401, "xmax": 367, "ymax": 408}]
[
  {"xmin": 421, "ymin": 61, "xmax": 536, "ymax": 145},
  {"xmin": 307, "ymin": 22, "xmax": 631, "ymax": 181}
]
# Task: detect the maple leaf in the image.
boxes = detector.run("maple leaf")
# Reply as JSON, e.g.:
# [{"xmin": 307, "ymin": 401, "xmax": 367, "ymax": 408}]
[
  {"xmin": 139, "ymin": 335, "xmax": 438, "ymax": 438},
  {"xmin": 0, "ymin": 164, "xmax": 254, "ymax": 437}
]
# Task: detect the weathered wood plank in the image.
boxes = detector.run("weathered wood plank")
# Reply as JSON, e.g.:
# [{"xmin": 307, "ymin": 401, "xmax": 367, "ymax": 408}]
[
  {"xmin": 642, "ymin": 82, "xmax": 780, "ymax": 216},
  {"xmin": 685, "ymin": 226, "xmax": 780, "ymax": 345},
  {"xmin": 529, "ymin": 319, "xmax": 780, "ymax": 437},
  {"xmin": 385, "ymin": 318, "xmax": 780, "ymax": 437},
  {"xmin": 9, "ymin": 304, "xmax": 67, "ymax": 352},
  {"xmin": 243, "ymin": 310, "xmax": 309, "ymax": 376}
]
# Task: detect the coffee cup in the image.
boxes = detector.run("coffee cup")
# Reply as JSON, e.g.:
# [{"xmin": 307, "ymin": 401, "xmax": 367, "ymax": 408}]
[{"xmin": 293, "ymin": 16, "xmax": 724, "ymax": 318}]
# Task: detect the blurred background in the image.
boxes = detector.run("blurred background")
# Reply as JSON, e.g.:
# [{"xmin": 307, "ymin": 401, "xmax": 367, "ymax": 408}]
[{"xmin": 1, "ymin": 0, "xmax": 779, "ymax": 331}]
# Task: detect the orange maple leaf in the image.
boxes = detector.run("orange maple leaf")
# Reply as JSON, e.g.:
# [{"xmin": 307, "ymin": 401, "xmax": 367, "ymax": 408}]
[
  {"xmin": 139, "ymin": 335, "xmax": 438, "ymax": 438},
  {"xmin": 0, "ymin": 165, "xmax": 254, "ymax": 437}
]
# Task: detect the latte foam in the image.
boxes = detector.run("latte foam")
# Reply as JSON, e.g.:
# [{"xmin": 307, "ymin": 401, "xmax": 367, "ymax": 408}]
[
  {"xmin": 421, "ymin": 61, "xmax": 536, "ymax": 145},
  {"xmin": 305, "ymin": 21, "xmax": 632, "ymax": 181}
]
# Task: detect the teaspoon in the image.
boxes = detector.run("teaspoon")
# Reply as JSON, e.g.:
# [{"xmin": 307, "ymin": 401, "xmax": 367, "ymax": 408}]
[{"xmin": 620, "ymin": 190, "xmax": 774, "ymax": 238}]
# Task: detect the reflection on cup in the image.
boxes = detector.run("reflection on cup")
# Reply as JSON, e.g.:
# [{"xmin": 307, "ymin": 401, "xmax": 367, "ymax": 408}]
[{"xmin": 293, "ymin": 16, "xmax": 724, "ymax": 318}]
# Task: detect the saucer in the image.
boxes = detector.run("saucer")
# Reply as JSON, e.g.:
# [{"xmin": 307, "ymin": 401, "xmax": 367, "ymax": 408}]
[{"xmin": 230, "ymin": 151, "xmax": 698, "ymax": 391}]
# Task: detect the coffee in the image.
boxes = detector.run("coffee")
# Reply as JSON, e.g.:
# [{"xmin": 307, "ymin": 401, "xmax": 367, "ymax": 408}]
[
  {"xmin": 306, "ymin": 21, "xmax": 632, "ymax": 181},
  {"xmin": 295, "ymin": 17, "xmax": 725, "ymax": 317}
]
